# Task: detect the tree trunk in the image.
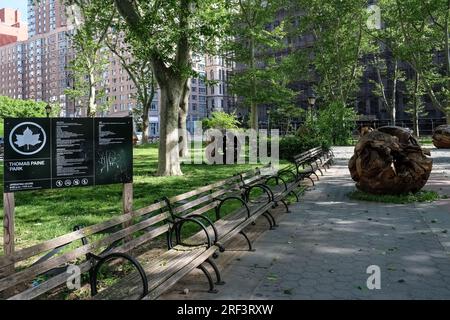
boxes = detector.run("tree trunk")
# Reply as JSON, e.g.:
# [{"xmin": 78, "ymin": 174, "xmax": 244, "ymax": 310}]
[
  {"xmin": 250, "ymin": 36, "xmax": 258, "ymax": 130},
  {"xmin": 157, "ymin": 83, "xmax": 183, "ymax": 176},
  {"xmin": 88, "ymin": 71, "xmax": 96, "ymax": 117},
  {"xmin": 141, "ymin": 101, "xmax": 150, "ymax": 144},
  {"xmin": 179, "ymin": 78, "xmax": 191, "ymax": 158},
  {"xmin": 391, "ymin": 60, "xmax": 398, "ymax": 126},
  {"xmin": 412, "ymin": 72, "xmax": 420, "ymax": 137},
  {"xmin": 445, "ymin": 6, "xmax": 450, "ymax": 123}
]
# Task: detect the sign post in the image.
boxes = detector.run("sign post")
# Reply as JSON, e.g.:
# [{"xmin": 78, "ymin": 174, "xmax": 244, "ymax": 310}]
[
  {"xmin": 2, "ymin": 117, "xmax": 134, "ymax": 258},
  {"xmin": 122, "ymin": 182, "xmax": 133, "ymax": 242},
  {"xmin": 2, "ymin": 192, "xmax": 15, "ymax": 276}
]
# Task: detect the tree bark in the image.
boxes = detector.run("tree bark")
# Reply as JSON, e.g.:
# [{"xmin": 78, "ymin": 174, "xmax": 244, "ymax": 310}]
[
  {"xmin": 157, "ymin": 83, "xmax": 183, "ymax": 176},
  {"xmin": 433, "ymin": 125, "xmax": 450, "ymax": 148},
  {"xmin": 391, "ymin": 60, "xmax": 398, "ymax": 126},
  {"xmin": 141, "ymin": 100, "xmax": 150, "ymax": 144},
  {"xmin": 250, "ymin": 35, "xmax": 258, "ymax": 130},
  {"xmin": 349, "ymin": 126, "xmax": 432, "ymax": 195},
  {"xmin": 88, "ymin": 71, "xmax": 96, "ymax": 117},
  {"xmin": 412, "ymin": 71, "xmax": 420, "ymax": 137},
  {"xmin": 179, "ymin": 78, "xmax": 191, "ymax": 157}
]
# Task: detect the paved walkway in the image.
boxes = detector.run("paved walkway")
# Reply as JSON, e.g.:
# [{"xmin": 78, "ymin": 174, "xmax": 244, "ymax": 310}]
[{"xmin": 180, "ymin": 146, "xmax": 450, "ymax": 300}]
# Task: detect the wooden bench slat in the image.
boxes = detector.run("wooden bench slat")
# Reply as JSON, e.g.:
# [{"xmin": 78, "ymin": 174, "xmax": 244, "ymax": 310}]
[
  {"xmin": 94, "ymin": 246, "xmax": 208, "ymax": 300},
  {"xmin": 168, "ymin": 176, "xmax": 240, "ymax": 203},
  {"xmin": 0, "ymin": 213, "xmax": 171, "ymax": 293},
  {"xmin": 0, "ymin": 201, "xmax": 167, "ymax": 270},
  {"xmin": 7, "ymin": 224, "xmax": 171, "ymax": 300}
]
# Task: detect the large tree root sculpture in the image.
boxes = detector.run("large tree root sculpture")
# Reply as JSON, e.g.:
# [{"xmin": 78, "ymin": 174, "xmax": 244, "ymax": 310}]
[
  {"xmin": 433, "ymin": 125, "xmax": 450, "ymax": 149},
  {"xmin": 348, "ymin": 126, "xmax": 433, "ymax": 195}
]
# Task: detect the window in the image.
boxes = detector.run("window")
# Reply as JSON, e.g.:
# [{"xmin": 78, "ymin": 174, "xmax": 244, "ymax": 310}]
[{"xmin": 150, "ymin": 122, "xmax": 159, "ymax": 136}]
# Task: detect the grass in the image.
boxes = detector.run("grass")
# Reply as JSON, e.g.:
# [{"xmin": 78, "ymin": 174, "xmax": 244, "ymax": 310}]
[
  {"xmin": 348, "ymin": 189, "xmax": 442, "ymax": 204},
  {"xmin": 0, "ymin": 143, "xmax": 288, "ymax": 254}
]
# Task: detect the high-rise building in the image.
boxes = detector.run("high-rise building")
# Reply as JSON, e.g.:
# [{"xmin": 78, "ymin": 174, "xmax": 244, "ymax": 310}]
[
  {"xmin": 0, "ymin": 8, "xmax": 28, "ymax": 46},
  {"xmin": 27, "ymin": 0, "xmax": 68, "ymax": 37},
  {"xmin": 205, "ymin": 55, "xmax": 235, "ymax": 116},
  {"xmin": 0, "ymin": 41, "xmax": 27, "ymax": 99},
  {"xmin": 0, "ymin": 2, "xmax": 231, "ymax": 138}
]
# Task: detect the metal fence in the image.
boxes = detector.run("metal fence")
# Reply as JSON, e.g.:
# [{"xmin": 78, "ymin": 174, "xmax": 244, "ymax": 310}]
[{"xmin": 260, "ymin": 118, "xmax": 447, "ymax": 136}]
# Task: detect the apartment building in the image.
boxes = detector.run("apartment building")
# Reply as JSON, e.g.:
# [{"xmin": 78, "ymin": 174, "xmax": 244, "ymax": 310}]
[
  {"xmin": 205, "ymin": 55, "xmax": 235, "ymax": 115},
  {"xmin": 0, "ymin": 1, "xmax": 232, "ymax": 138},
  {"xmin": 0, "ymin": 41, "xmax": 26, "ymax": 99},
  {"xmin": 0, "ymin": 8, "xmax": 28, "ymax": 46}
]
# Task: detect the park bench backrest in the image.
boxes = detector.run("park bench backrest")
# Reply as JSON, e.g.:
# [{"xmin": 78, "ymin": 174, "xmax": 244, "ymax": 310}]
[
  {"xmin": 0, "ymin": 198, "xmax": 170, "ymax": 298},
  {"xmin": 0, "ymin": 173, "xmax": 249, "ymax": 299},
  {"xmin": 293, "ymin": 147, "xmax": 323, "ymax": 165},
  {"xmin": 168, "ymin": 175, "xmax": 243, "ymax": 219}
]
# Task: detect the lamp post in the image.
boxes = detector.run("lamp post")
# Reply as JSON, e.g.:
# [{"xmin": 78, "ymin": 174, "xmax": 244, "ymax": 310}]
[
  {"xmin": 45, "ymin": 104, "xmax": 52, "ymax": 118},
  {"xmin": 307, "ymin": 93, "xmax": 316, "ymax": 123},
  {"xmin": 76, "ymin": 99, "xmax": 82, "ymax": 117}
]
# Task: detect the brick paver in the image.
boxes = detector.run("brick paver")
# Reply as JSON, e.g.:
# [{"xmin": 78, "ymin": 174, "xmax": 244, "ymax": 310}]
[{"xmin": 180, "ymin": 146, "xmax": 450, "ymax": 300}]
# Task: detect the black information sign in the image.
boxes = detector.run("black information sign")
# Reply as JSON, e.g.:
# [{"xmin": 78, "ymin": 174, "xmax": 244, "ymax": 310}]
[{"xmin": 3, "ymin": 118, "xmax": 133, "ymax": 192}]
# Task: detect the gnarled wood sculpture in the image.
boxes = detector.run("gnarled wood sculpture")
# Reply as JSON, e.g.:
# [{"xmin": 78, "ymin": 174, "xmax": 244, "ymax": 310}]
[
  {"xmin": 432, "ymin": 125, "xmax": 450, "ymax": 149},
  {"xmin": 360, "ymin": 126, "xmax": 374, "ymax": 137},
  {"xmin": 348, "ymin": 126, "xmax": 433, "ymax": 195}
]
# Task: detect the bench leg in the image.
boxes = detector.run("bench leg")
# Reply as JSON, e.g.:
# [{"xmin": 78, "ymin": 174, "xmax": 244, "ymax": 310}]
[
  {"xmin": 262, "ymin": 212, "xmax": 275, "ymax": 230},
  {"xmin": 239, "ymin": 231, "xmax": 255, "ymax": 252},
  {"xmin": 197, "ymin": 263, "xmax": 218, "ymax": 294},
  {"xmin": 313, "ymin": 172, "xmax": 320, "ymax": 180},
  {"xmin": 277, "ymin": 200, "xmax": 290, "ymax": 213},
  {"xmin": 307, "ymin": 176, "xmax": 315, "ymax": 186},
  {"xmin": 289, "ymin": 190, "xmax": 300, "ymax": 202},
  {"xmin": 268, "ymin": 210, "xmax": 279, "ymax": 227},
  {"xmin": 205, "ymin": 258, "xmax": 225, "ymax": 285}
]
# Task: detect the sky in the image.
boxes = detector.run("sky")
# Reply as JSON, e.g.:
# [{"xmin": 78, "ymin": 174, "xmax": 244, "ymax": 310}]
[{"xmin": 1, "ymin": 0, "xmax": 28, "ymax": 22}]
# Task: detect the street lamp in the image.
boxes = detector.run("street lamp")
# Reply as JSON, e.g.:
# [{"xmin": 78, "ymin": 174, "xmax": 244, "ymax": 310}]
[
  {"xmin": 307, "ymin": 94, "xmax": 316, "ymax": 107},
  {"xmin": 76, "ymin": 99, "xmax": 82, "ymax": 117},
  {"xmin": 45, "ymin": 104, "xmax": 52, "ymax": 118},
  {"xmin": 307, "ymin": 93, "xmax": 316, "ymax": 122}
]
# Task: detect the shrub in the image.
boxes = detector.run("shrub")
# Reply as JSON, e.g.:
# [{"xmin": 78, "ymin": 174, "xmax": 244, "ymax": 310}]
[
  {"xmin": 316, "ymin": 102, "xmax": 358, "ymax": 146},
  {"xmin": 202, "ymin": 111, "xmax": 241, "ymax": 130},
  {"xmin": 279, "ymin": 135, "xmax": 330, "ymax": 162}
]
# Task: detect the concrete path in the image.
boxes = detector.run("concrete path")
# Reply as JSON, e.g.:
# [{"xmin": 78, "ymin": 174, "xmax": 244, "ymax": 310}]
[{"xmin": 174, "ymin": 146, "xmax": 450, "ymax": 300}]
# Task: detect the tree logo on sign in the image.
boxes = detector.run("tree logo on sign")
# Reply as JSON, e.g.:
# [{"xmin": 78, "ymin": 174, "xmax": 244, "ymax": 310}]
[{"xmin": 9, "ymin": 122, "xmax": 47, "ymax": 156}]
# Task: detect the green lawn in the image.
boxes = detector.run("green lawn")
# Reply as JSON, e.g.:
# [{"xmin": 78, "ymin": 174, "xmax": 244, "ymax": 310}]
[{"xmin": 0, "ymin": 144, "xmax": 279, "ymax": 254}]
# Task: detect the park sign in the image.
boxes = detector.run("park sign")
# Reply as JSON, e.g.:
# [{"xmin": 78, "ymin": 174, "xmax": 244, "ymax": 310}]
[{"xmin": 3, "ymin": 117, "xmax": 133, "ymax": 192}]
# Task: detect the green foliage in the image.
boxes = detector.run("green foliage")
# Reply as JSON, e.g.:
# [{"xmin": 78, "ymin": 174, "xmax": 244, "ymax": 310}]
[
  {"xmin": 292, "ymin": 0, "xmax": 372, "ymax": 106},
  {"xmin": 0, "ymin": 96, "xmax": 48, "ymax": 119},
  {"xmin": 279, "ymin": 134, "xmax": 330, "ymax": 162},
  {"xmin": 203, "ymin": 111, "xmax": 241, "ymax": 130},
  {"xmin": 348, "ymin": 190, "xmax": 441, "ymax": 204},
  {"xmin": 375, "ymin": 0, "xmax": 450, "ymax": 118},
  {"xmin": 316, "ymin": 102, "xmax": 358, "ymax": 146},
  {"xmin": 227, "ymin": 0, "xmax": 295, "ymax": 128},
  {"xmin": 270, "ymin": 104, "xmax": 305, "ymax": 133},
  {"xmin": 63, "ymin": 0, "xmax": 113, "ymax": 116}
]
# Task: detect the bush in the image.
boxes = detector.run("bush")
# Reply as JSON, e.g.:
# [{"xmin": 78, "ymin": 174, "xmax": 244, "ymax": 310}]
[
  {"xmin": 202, "ymin": 111, "xmax": 241, "ymax": 130},
  {"xmin": 279, "ymin": 135, "xmax": 330, "ymax": 162},
  {"xmin": 316, "ymin": 102, "xmax": 357, "ymax": 146}
]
